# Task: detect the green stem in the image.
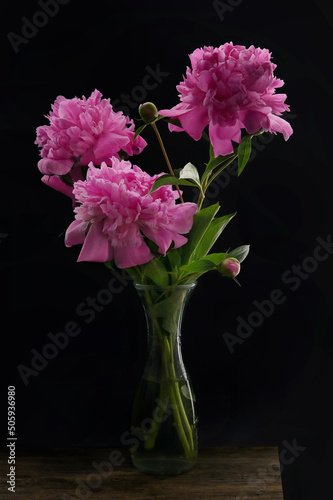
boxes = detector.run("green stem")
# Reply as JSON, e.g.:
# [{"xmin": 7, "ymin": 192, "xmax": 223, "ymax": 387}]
[
  {"xmin": 150, "ymin": 121, "xmax": 184, "ymax": 203},
  {"xmin": 168, "ymin": 383, "xmax": 191, "ymax": 457},
  {"xmin": 142, "ymin": 290, "xmax": 195, "ymax": 459},
  {"xmin": 162, "ymin": 337, "xmax": 191, "ymax": 457},
  {"xmin": 144, "ymin": 382, "xmax": 167, "ymax": 450},
  {"xmin": 144, "ymin": 333, "xmax": 193, "ymax": 458},
  {"xmin": 164, "ymin": 335, "xmax": 194, "ymax": 451},
  {"xmin": 197, "ymin": 190, "xmax": 205, "ymax": 211}
]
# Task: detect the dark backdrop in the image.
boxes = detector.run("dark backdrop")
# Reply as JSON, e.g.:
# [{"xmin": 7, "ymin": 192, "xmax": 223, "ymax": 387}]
[{"xmin": 1, "ymin": 0, "xmax": 332, "ymax": 496}]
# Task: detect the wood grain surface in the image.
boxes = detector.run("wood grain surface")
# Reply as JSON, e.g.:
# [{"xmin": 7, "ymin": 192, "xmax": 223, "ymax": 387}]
[{"xmin": 0, "ymin": 446, "xmax": 283, "ymax": 499}]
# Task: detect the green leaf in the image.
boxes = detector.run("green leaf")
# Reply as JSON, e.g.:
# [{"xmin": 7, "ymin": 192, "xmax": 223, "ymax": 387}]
[
  {"xmin": 227, "ymin": 245, "xmax": 250, "ymax": 263},
  {"xmin": 134, "ymin": 123, "xmax": 149, "ymax": 139},
  {"xmin": 167, "ymin": 248, "xmax": 181, "ymax": 271},
  {"xmin": 155, "ymin": 115, "xmax": 166, "ymax": 122},
  {"xmin": 124, "ymin": 266, "xmax": 141, "ymax": 283},
  {"xmin": 165, "ymin": 117, "xmax": 182, "ymax": 128},
  {"xmin": 179, "ymin": 203, "xmax": 220, "ymax": 265},
  {"xmin": 134, "ymin": 115, "xmax": 165, "ymax": 139},
  {"xmin": 148, "ymin": 174, "xmax": 200, "ymax": 194},
  {"xmin": 192, "ymin": 212, "xmax": 236, "ymax": 260},
  {"xmin": 238, "ymin": 135, "xmax": 252, "ymax": 176},
  {"xmin": 180, "ymin": 258, "xmax": 217, "ymax": 276},
  {"xmin": 201, "ymin": 152, "xmax": 237, "ymax": 185},
  {"xmin": 200, "ymin": 252, "xmax": 227, "ymax": 265},
  {"xmin": 179, "ymin": 162, "xmax": 200, "ymax": 184},
  {"xmin": 149, "ymin": 162, "xmax": 201, "ymax": 194},
  {"xmin": 149, "ymin": 295, "xmax": 178, "ymax": 333},
  {"xmin": 104, "ymin": 261, "xmax": 114, "ymax": 270},
  {"xmin": 232, "ymin": 277, "xmax": 242, "ymax": 287},
  {"xmin": 201, "ymin": 130, "xmax": 210, "ymax": 142},
  {"xmin": 150, "ymin": 289, "xmax": 191, "ymax": 333},
  {"xmin": 143, "ymin": 258, "xmax": 169, "ymax": 286},
  {"xmin": 59, "ymin": 173, "xmax": 74, "ymax": 186}
]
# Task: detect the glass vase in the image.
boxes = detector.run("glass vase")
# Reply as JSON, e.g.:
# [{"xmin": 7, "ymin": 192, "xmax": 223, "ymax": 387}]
[{"xmin": 131, "ymin": 283, "xmax": 198, "ymax": 475}]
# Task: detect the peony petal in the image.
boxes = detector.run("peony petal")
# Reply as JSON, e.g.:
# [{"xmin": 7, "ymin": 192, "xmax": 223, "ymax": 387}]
[
  {"xmin": 38, "ymin": 158, "xmax": 74, "ymax": 175},
  {"xmin": 132, "ymin": 134, "xmax": 147, "ymax": 155},
  {"xmin": 113, "ymin": 241, "xmax": 153, "ymax": 268},
  {"xmin": 65, "ymin": 220, "xmax": 89, "ymax": 247},
  {"xmin": 170, "ymin": 232, "xmax": 188, "ymax": 249},
  {"xmin": 141, "ymin": 226, "xmax": 172, "ymax": 255},
  {"xmin": 77, "ymin": 221, "xmax": 114, "ymax": 262},
  {"xmin": 93, "ymin": 133, "xmax": 129, "ymax": 160},
  {"xmin": 209, "ymin": 121, "xmax": 241, "ymax": 156},
  {"xmin": 177, "ymin": 106, "xmax": 209, "ymax": 140},
  {"xmin": 168, "ymin": 122, "xmax": 185, "ymax": 133},
  {"xmin": 266, "ymin": 114, "xmax": 293, "ymax": 140},
  {"xmin": 41, "ymin": 175, "xmax": 75, "ymax": 198},
  {"xmin": 160, "ymin": 105, "xmax": 208, "ymax": 141},
  {"xmin": 240, "ymin": 108, "xmax": 271, "ymax": 135},
  {"xmin": 141, "ymin": 225, "xmax": 190, "ymax": 255},
  {"xmin": 167, "ymin": 203, "xmax": 198, "ymax": 234},
  {"xmin": 159, "ymin": 103, "xmax": 192, "ymax": 118},
  {"xmin": 123, "ymin": 132, "xmax": 147, "ymax": 156}
]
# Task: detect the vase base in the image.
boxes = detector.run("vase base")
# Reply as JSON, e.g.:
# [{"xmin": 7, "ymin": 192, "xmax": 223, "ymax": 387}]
[{"xmin": 131, "ymin": 455, "xmax": 196, "ymax": 475}]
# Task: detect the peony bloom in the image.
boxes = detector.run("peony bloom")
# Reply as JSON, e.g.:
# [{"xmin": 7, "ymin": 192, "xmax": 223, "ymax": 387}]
[
  {"xmin": 160, "ymin": 42, "xmax": 293, "ymax": 156},
  {"xmin": 65, "ymin": 158, "xmax": 198, "ymax": 268},
  {"xmin": 35, "ymin": 89, "xmax": 147, "ymax": 177}
]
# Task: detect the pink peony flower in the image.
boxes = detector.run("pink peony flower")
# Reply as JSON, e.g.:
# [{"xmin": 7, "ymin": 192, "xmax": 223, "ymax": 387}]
[
  {"xmin": 160, "ymin": 42, "xmax": 293, "ymax": 156},
  {"xmin": 65, "ymin": 158, "xmax": 198, "ymax": 268},
  {"xmin": 35, "ymin": 89, "xmax": 147, "ymax": 177}
]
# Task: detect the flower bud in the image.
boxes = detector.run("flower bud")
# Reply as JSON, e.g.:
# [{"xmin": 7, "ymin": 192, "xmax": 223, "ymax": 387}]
[
  {"xmin": 139, "ymin": 102, "xmax": 159, "ymax": 123},
  {"xmin": 218, "ymin": 258, "xmax": 240, "ymax": 278}
]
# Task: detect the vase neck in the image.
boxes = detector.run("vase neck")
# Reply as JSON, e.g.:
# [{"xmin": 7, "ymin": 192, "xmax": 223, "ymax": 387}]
[
  {"xmin": 135, "ymin": 284, "xmax": 196, "ymax": 338},
  {"xmin": 134, "ymin": 283, "xmax": 196, "ymax": 382}
]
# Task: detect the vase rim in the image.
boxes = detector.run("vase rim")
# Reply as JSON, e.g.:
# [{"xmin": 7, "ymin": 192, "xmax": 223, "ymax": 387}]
[{"xmin": 134, "ymin": 282, "xmax": 197, "ymax": 291}]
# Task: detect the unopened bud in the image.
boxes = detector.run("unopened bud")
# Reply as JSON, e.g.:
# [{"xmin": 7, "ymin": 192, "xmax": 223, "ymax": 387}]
[
  {"xmin": 139, "ymin": 102, "xmax": 159, "ymax": 123},
  {"xmin": 218, "ymin": 258, "xmax": 240, "ymax": 278}
]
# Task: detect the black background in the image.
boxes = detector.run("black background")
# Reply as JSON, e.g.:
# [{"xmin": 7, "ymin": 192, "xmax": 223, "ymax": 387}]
[{"xmin": 1, "ymin": 0, "xmax": 332, "ymax": 497}]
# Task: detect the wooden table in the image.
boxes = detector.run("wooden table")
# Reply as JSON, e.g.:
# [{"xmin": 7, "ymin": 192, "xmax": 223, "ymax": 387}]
[{"xmin": 1, "ymin": 446, "xmax": 283, "ymax": 499}]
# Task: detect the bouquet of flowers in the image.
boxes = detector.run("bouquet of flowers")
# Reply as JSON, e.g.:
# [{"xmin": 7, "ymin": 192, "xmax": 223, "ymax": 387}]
[{"xmin": 35, "ymin": 42, "xmax": 292, "ymax": 473}]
